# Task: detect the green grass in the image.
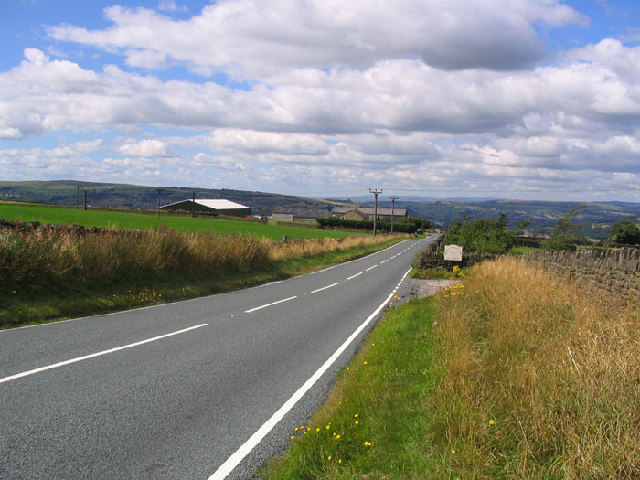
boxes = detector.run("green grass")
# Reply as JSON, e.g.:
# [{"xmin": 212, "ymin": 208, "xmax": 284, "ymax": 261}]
[
  {"xmin": 0, "ymin": 203, "xmax": 363, "ymax": 240},
  {"xmin": 262, "ymin": 297, "xmax": 441, "ymax": 479}
]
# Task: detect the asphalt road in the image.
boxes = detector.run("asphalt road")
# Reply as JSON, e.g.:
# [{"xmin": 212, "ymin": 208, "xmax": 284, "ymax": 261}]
[{"xmin": 0, "ymin": 236, "xmax": 435, "ymax": 479}]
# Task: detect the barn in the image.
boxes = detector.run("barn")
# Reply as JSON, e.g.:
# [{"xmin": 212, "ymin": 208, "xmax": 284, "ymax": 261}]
[{"xmin": 160, "ymin": 199, "xmax": 251, "ymax": 217}]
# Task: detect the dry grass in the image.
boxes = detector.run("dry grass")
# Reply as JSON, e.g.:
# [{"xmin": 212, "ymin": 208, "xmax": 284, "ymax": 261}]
[
  {"xmin": 432, "ymin": 256, "xmax": 640, "ymax": 478},
  {"xmin": 0, "ymin": 225, "xmax": 401, "ymax": 292}
]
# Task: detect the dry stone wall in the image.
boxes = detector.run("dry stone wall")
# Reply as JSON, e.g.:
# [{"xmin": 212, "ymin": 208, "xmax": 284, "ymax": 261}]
[{"xmin": 524, "ymin": 248, "xmax": 640, "ymax": 303}]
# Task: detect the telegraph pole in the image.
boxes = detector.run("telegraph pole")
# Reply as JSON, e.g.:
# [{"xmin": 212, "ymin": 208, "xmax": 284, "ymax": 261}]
[
  {"xmin": 192, "ymin": 191, "xmax": 196, "ymax": 218},
  {"xmin": 389, "ymin": 195, "xmax": 399, "ymax": 233},
  {"xmin": 369, "ymin": 188, "xmax": 383, "ymax": 236},
  {"xmin": 156, "ymin": 188, "xmax": 164, "ymax": 220}
]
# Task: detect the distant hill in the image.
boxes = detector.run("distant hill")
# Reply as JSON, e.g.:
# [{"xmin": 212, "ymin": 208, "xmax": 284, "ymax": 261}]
[
  {"xmin": 2, "ymin": 180, "xmax": 639, "ymax": 239},
  {"xmin": 370, "ymin": 198, "xmax": 640, "ymax": 239},
  {"xmin": 0, "ymin": 180, "xmax": 337, "ymax": 216}
]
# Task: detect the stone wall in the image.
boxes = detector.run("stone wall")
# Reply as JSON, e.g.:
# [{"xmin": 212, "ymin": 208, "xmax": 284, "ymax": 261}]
[{"xmin": 524, "ymin": 248, "xmax": 640, "ymax": 303}]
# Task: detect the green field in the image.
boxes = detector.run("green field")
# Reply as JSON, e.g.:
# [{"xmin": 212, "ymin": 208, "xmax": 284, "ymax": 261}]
[{"xmin": 0, "ymin": 203, "xmax": 363, "ymax": 240}]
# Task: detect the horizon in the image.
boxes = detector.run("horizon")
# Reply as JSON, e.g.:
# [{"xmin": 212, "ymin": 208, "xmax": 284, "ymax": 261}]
[{"xmin": 2, "ymin": 1, "xmax": 640, "ymax": 202}]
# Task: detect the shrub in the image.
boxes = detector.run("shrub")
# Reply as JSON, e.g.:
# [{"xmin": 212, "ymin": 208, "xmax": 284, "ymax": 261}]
[
  {"xmin": 444, "ymin": 213, "xmax": 517, "ymax": 254},
  {"xmin": 609, "ymin": 220, "xmax": 640, "ymax": 245}
]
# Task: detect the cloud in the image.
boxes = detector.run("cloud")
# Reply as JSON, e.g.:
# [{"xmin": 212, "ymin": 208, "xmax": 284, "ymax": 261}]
[
  {"xmin": 47, "ymin": 0, "xmax": 587, "ymax": 76},
  {"xmin": 117, "ymin": 139, "xmax": 169, "ymax": 157},
  {"xmin": 3, "ymin": 2, "xmax": 640, "ymax": 200}
]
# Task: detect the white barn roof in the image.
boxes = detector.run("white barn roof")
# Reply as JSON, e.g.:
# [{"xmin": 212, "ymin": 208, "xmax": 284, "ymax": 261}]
[
  {"xmin": 193, "ymin": 199, "xmax": 248, "ymax": 210},
  {"xmin": 161, "ymin": 199, "xmax": 249, "ymax": 210}
]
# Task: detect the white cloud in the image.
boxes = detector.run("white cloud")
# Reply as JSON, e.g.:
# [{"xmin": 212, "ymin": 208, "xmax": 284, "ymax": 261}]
[
  {"xmin": 47, "ymin": 0, "xmax": 586, "ymax": 76},
  {"xmin": 117, "ymin": 139, "xmax": 169, "ymax": 157}
]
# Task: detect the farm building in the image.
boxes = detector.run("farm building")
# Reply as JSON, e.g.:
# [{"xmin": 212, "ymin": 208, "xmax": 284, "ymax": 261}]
[
  {"xmin": 271, "ymin": 208, "xmax": 332, "ymax": 224},
  {"xmin": 161, "ymin": 199, "xmax": 251, "ymax": 217},
  {"xmin": 331, "ymin": 207, "xmax": 408, "ymax": 223}
]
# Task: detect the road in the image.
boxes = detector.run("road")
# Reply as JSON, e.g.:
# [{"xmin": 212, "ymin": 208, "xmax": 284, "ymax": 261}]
[{"xmin": 0, "ymin": 236, "xmax": 435, "ymax": 479}]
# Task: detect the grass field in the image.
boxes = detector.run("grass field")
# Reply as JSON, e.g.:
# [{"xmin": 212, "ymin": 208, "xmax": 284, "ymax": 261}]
[{"xmin": 0, "ymin": 203, "xmax": 363, "ymax": 240}]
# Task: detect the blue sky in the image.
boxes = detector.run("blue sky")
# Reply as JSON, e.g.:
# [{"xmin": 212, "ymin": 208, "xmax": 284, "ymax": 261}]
[{"xmin": 1, "ymin": 0, "xmax": 640, "ymax": 201}]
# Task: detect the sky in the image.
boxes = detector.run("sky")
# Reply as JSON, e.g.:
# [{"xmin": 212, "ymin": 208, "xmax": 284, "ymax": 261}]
[{"xmin": 1, "ymin": 0, "xmax": 640, "ymax": 201}]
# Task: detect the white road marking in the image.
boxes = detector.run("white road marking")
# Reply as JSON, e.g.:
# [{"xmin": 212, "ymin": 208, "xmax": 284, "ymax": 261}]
[
  {"xmin": 347, "ymin": 272, "xmax": 363, "ymax": 280},
  {"xmin": 311, "ymin": 283, "xmax": 339, "ymax": 294},
  {"xmin": 366, "ymin": 265, "xmax": 378, "ymax": 271},
  {"xmin": 244, "ymin": 304, "xmax": 271, "ymax": 313},
  {"xmin": 0, "ymin": 324, "xmax": 208, "ymax": 385},
  {"xmin": 244, "ymin": 296, "xmax": 297, "ymax": 313},
  {"xmin": 272, "ymin": 296, "xmax": 297, "ymax": 305},
  {"xmin": 208, "ymin": 268, "xmax": 413, "ymax": 480}
]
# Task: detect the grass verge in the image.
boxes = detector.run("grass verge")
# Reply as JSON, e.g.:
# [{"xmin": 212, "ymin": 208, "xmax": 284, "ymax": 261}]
[
  {"xmin": 263, "ymin": 256, "xmax": 640, "ymax": 478},
  {"xmin": 262, "ymin": 296, "xmax": 441, "ymax": 479}
]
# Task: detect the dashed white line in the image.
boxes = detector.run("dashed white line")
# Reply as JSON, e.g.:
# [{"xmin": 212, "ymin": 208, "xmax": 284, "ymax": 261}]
[
  {"xmin": 272, "ymin": 295, "xmax": 297, "ymax": 305},
  {"xmin": 311, "ymin": 283, "xmax": 339, "ymax": 294},
  {"xmin": 0, "ymin": 324, "xmax": 208, "ymax": 385},
  {"xmin": 366, "ymin": 264, "xmax": 378, "ymax": 272},
  {"xmin": 244, "ymin": 296, "xmax": 297, "ymax": 313},
  {"xmin": 244, "ymin": 304, "xmax": 271, "ymax": 313},
  {"xmin": 347, "ymin": 272, "xmax": 363, "ymax": 280}
]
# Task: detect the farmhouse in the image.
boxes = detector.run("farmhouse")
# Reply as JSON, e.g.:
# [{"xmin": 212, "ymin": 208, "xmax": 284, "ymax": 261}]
[
  {"xmin": 331, "ymin": 206, "xmax": 408, "ymax": 223},
  {"xmin": 161, "ymin": 199, "xmax": 251, "ymax": 217}
]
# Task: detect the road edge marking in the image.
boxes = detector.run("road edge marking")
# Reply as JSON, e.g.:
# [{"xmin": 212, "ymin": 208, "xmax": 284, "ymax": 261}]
[{"xmin": 208, "ymin": 268, "xmax": 412, "ymax": 480}]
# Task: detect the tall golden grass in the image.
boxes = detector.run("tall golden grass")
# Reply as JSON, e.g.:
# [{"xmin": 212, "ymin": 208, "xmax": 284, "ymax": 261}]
[
  {"xmin": 0, "ymin": 226, "xmax": 399, "ymax": 291},
  {"xmin": 432, "ymin": 256, "xmax": 640, "ymax": 478}
]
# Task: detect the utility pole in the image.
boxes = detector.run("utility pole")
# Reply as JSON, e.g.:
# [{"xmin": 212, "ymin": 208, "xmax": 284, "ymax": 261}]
[
  {"xmin": 389, "ymin": 195, "xmax": 399, "ymax": 233},
  {"xmin": 156, "ymin": 188, "xmax": 164, "ymax": 220},
  {"xmin": 192, "ymin": 191, "xmax": 196, "ymax": 218},
  {"xmin": 84, "ymin": 190, "xmax": 88, "ymax": 210},
  {"xmin": 369, "ymin": 188, "xmax": 383, "ymax": 236},
  {"xmin": 2, "ymin": 186, "xmax": 7, "ymax": 203}
]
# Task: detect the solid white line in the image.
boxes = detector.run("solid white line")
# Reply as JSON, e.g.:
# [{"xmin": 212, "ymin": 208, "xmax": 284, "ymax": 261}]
[
  {"xmin": 366, "ymin": 265, "xmax": 378, "ymax": 272},
  {"xmin": 347, "ymin": 272, "xmax": 363, "ymax": 280},
  {"xmin": 0, "ymin": 324, "xmax": 208, "ymax": 385},
  {"xmin": 310, "ymin": 283, "xmax": 339, "ymax": 294},
  {"xmin": 272, "ymin": 296, "xmax": 297, "ymax": 305},
  {"xmin": 208, "ymin": 268, "xmax": 412, "ymax": 480}
]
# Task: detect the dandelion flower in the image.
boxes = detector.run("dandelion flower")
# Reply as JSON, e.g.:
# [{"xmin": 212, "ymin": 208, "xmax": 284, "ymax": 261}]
[
  {"xmin": 294, "ymin": 427, "xmax": 299, "ymax": 432},
  {"xmin": 354, "ymin": 414, "xmax": 359, "ymax": 418},
  {"xmin": 315, "ymin": 428, "xmax": 320, "ymax": 433},
  {"xmin": 363, "ymin": 441, "xmax": 372, "ymax": 447},
  {"xmin": 336, "ymin": 434, "xmax": 341, "ymax": 440},
  {"xmin": 327, "ymin": 456, "xmax": 332, "ymax": 461},
  {"xmin": 290, "ymin": 436, "xmax": 295, "ymax": 440},
  {"xmin": 363, "ymin": 361, "xmax": 368, "ymax": 365},
  {"xmin": 451, "ymin": 449, "xmax": 456, "ymax": 454},
  {"xmin": 355, "ymin": 420, "xmax": 359, "ymax": 425},
  {"xmin": 489, "ymin": 419, "xmax": 495, "ymax": 425},
  {"xmin": 325, "ymin": 425, "xmax": 331, "ymax": 430},
  {"xmin": 338, "ymin": 459, "xmax": 342, "ymax": 464}
]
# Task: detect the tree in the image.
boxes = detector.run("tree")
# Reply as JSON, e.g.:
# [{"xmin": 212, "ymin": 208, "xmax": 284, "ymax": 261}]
[
  {"xmin": 444, "ymin": 213, "xmax": 517, "ymax": 254},
  {"xmin": 543, "ymin": 204, "xmax": 590, "ymax": 251},
  {"xmin": 609, "ymin": 221, "xmax": 640, "ymax": 245}
]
